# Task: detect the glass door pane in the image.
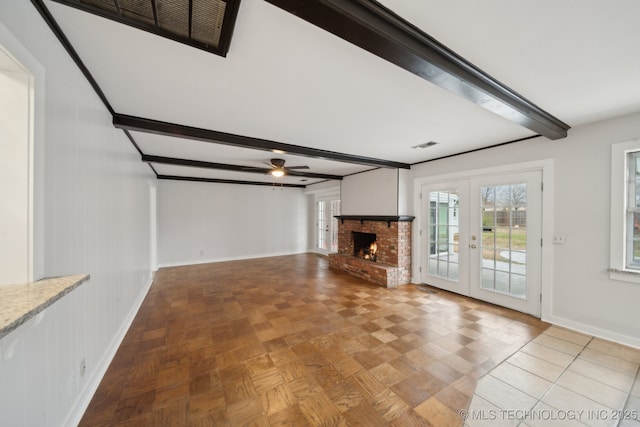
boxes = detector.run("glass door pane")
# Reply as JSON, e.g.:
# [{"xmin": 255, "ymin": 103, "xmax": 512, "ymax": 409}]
[
  {"xmin": 480, "ymin": 183, "xmax": 527, "ymax": 298},
  {"xmin": 428, "ymin": 190, "xmax": 460, "ymax": 281},
  {"xmin": 317, "ymin": 200, "xmax": 326, "ymax": 251},
  {"xmin": 421, "ymin": 180, "xmax": 469, "ymax": 296}
]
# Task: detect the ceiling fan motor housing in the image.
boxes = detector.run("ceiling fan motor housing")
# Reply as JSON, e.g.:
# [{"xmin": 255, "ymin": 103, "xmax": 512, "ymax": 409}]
[{"xmin": 271, "ymin": 158, "xmax": 286, "ymax": 168}]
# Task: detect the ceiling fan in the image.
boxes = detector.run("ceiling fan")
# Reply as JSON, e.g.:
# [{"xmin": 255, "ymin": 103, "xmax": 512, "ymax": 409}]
[{"xmin": 267, "ymin": 158, "xmax": 309, "ymax": 177}]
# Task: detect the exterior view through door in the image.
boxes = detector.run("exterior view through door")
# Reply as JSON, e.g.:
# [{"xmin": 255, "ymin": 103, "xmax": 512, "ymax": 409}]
[
  {"xmin": 420, "ymin": 171, "xmax": 542, "ymax": 316},
  {"xmin": 317, "ymin": 198, "xmax": 341, "ymax": 255}
]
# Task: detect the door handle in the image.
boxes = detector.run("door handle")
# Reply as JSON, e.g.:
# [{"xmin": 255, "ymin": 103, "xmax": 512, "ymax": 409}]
[{"xmin": 470, "ymin": 244, "xmax": 477, "ymax": 249}]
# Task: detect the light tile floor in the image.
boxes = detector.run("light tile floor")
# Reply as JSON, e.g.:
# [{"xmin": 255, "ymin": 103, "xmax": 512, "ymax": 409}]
[{"xmin": 465, "ymin": 326, "xmax": 640, "ymax": 427}]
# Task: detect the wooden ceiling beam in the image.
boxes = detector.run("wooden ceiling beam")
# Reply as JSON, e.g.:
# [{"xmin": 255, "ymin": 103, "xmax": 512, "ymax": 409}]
[
  {"xmin": 114, "ymin": 114, "xmax": 410, "ymax": 169},
  {"xmin": 157, "ymin": 175, "xmax": 307, "ymax": 188},
  {"xmin": 143, "ymin": 154, "xmax": 344, "ymax": 180}
]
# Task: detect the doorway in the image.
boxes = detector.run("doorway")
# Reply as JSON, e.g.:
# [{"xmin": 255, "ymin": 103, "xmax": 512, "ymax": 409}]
[
  {"xmin": 0, "ymin": 44, "xmax": 33, "ymax": 285},
  {"xmin": 316, "ymin": 197, "xmax": 341, "ymax": 255},
  {"xmin": 420, "ymin": 170, "xmax": 542, "ymax": 316}
]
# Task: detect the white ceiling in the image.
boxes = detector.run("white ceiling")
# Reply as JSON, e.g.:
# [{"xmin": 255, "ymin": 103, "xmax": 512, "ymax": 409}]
[{"xmin": 45, "ymin": 0, "xmax": 640, "ymax": 186}]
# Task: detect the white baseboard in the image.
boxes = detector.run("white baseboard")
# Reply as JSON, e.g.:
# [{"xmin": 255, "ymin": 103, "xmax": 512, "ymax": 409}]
[
  {"xmin": 543, "ymin": 314, "xmax": 640, "ymax": 350},
  {"xmin": 157, "ymin": 251, "xmax": 307, "ymax": 269},
  {"xmin": 64, "ymin": 275, "xmax": 154, "ymax": 427}
]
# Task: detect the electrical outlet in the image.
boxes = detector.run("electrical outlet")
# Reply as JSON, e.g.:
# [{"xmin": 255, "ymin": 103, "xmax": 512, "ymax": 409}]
[{"xmin": 552, "ymin": 235, "xmax": 566, "ymax": 245}]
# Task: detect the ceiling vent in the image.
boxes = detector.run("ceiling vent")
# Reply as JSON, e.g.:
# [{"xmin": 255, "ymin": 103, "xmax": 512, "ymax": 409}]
[
  {"xmin": 412, "ymin": 141, "xmax": 439, "ymax": 149},
  {"xmin": 52, "ymin": 0, "xmax": 241, "ymax": 56}
]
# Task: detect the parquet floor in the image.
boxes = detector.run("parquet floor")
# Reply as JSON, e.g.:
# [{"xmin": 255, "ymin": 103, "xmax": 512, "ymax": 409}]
[{"xmin": 79, "ymin": 254, "xmax": 549, "ymax": 426}]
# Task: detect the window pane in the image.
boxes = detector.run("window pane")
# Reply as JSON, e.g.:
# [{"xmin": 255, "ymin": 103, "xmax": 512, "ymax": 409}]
[
  {"xmin": 635, "ymin": 156, "xmax": 640, "ymax": 209},
  {"xmin": 633, "ymin": 240, "xmax": 640, "ymax": 266},
  {"xmin": 627, "ymin": 151, "xmax": 640, "ymax": 269}
]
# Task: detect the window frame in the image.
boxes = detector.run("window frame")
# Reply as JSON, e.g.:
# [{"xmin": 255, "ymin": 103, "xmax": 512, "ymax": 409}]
[{"xmin": 610, "ymin": 139, "xmax": 640, "ymax": 283}]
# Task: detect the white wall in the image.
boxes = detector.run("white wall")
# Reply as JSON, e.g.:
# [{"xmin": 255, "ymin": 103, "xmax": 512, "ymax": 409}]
[
  {"xmin": 342, "ymin": 168, "xmax": 398, "ymax": 215},
  {"xmin": 410, "ymin": 112, "xmax": 640, "ymax": 348},
  {"xmin": 158, "ymin": 180, "xmax": 308, "ymax": 266},
  {"xmin": 0, "ymin": 2, "xmax": 155, "ymax": 426},
  {"xmin": 397, "ymin": 169, "xmax": 412, "ymax": 216}
]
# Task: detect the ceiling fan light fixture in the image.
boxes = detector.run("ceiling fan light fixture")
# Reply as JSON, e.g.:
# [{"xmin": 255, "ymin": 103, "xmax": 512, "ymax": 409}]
[{"xmin": 271, "ymin": 168, "xmax": 285, "ymax": 177}]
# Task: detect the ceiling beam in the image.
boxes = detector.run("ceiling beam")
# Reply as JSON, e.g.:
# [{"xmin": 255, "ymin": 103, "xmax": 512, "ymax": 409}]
[
  {"xmin": 114, "ymin": 114, "xmax": 410, "ymax": 169},
  {"xmin": 158, "ymin": 175, "xmax": 307, "ymax": 188},
  {"xmin": 143, "ymin": 154, "xmax": 344, "ymax": 180},
  {"xmin": 264, "ymin": 0, "xmax": 571, "ymax": 140},
  {"xmin": 31, "ymin": 0, "xmax": 114, "ymax": 114}
]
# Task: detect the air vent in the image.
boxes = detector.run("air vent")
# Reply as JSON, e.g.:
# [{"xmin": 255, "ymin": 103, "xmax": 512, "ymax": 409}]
[
  {"xmin": 53, "ymin": 0, "xmax": 241, "ymax": 56},
  {"xmin": 192, "ymin": 0, "xmax": 226, "ymax": 47},
  {"xmin": 412, "ymin": 141, "xmax": 439, "ymax": 149}
]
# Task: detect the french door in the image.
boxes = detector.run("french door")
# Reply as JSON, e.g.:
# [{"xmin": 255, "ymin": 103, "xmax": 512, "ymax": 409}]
[
  {"xmin": 316, "ymin": 198, "xmax": 341, "ymax": 255},
  {"xmin": 420, "ymin": 171, "xmax": 542, "ymax": 316}
]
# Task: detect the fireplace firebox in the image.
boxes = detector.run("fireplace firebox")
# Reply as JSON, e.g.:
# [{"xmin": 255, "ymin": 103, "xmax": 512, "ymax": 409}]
[{"xmin": 353, "ymin": 232, "xmax": 377, "ymax": 261}]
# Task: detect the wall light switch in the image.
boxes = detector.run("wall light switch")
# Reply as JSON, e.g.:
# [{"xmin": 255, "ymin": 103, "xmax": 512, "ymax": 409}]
[{"xmin": 552, "ymin": 235, "xmax": 566, "ymax": 245}]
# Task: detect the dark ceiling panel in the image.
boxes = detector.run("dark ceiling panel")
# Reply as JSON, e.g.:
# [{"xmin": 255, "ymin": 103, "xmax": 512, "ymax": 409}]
[
  {"xmin": 264, "ymin": 0, "xmax": 571, "ymax": 140},
  {"xmin": 156, "ymin": 0, "xmax": 189, "ymax": 37},
  {"xmin": 49, "ymin": 0, "xmax": 241, "ymax": 56},
  {"xmin": 79, "ymin": 0, "xmax": 118, "ymax": 12},
  {"xmin": 192, "ymin": 0, "xmax": 226, "ymax": 46},
  {"xmin": 118, "ymin": 0, "xmax": 155, "ymax": 24}
]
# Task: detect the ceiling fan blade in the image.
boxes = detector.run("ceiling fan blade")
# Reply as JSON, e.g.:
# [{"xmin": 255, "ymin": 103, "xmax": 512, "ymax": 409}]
[{"xmin": 286, "ymin": 165, "xmax": 310, "ymax": 170}]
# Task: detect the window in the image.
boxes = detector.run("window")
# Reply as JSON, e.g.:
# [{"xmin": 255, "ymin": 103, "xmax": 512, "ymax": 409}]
[
  {"xmin": 626, "ymin": 152, "xmax": 640, "ymax": 270},
  {"xmin": 610, "ymin": 139, "xmax": 640, "ymax": 282}
]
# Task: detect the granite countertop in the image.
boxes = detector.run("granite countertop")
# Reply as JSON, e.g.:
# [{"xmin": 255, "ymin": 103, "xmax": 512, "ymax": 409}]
[{"xmin": 0, "ymin": 274, "xmax": 90, "ymax": 339}]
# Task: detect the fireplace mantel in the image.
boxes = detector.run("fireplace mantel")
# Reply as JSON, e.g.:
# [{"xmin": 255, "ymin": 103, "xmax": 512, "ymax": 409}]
[{"xmin": 335, "ymin": 215, "xmax": 415, "ymax": 227}]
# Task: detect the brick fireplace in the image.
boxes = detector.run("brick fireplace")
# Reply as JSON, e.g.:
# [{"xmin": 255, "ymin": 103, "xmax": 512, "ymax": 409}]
[{"xmin": 328, "ymin": 216, "xmax": 414, "ymax": 287}]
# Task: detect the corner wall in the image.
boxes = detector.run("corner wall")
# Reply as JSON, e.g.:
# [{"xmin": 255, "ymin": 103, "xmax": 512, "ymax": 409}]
[
  {"xmin": 410, "ymin": 112, "xmax": 640, "ymax": 349},
  {"xmin": 0, "ymin": 2, "xmax": 155, "ymax": 425}
]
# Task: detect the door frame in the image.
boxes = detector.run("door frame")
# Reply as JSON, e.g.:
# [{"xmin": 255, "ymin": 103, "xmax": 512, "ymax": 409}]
[
  {"xmin": 314, "ymin": 192, "xmax": 341, "ymax": 256},
  {"xmin": 413, "ymin": 159, "xmax": 554, "ymax": 319}
]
